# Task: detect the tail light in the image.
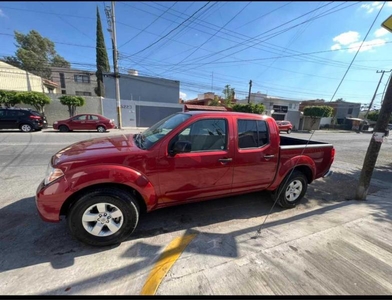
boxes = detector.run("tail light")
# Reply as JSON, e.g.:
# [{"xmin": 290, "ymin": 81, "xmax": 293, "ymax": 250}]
[
  {"xmin": 30, "ymin": 115, "xmax": 41, "ymax": 120},
  {"xmin": 330, "ymin": 147, "xmax": 335, "ymax": 164}
]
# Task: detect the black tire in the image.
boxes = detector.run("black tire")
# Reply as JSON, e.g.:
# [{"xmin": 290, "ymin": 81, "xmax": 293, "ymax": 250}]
[
  {"xmin": 97, "ymin": 125, "xmax": 106, "ymax": 133},
  {"xmin": 287, "ymin": 129, "xmax": 292, "ymax": 134},
  {"xmin": 59, "ymin": 125, "xmax": 69, "ymax": 132},
  {"xmin": 274, "ymin": 170, "xmax": 307, "ymax": 209},
  {"xmin": 67, "ymin": 188, "xmax": 140, "ymax": 246},
  {"xmin": 20, "ymin": 124, "xmax": 33, "ymax": 132}
]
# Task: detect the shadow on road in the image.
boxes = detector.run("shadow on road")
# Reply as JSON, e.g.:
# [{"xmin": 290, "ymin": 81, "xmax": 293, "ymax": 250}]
[{"xmin": 1, "ymin": 166, "xmax": 391, "ymax": 294}]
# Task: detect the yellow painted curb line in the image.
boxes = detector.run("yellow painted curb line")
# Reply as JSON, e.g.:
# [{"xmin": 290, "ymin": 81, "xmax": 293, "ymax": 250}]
[{"xmin": 140, "ymin": 233, "xmax": 197, "ymax": 295}]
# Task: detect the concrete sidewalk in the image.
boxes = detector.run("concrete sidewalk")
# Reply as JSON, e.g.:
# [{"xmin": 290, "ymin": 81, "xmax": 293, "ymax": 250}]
[{"xmin": 154, "ymin": 188, "xmax": 392, "ymax": 295}]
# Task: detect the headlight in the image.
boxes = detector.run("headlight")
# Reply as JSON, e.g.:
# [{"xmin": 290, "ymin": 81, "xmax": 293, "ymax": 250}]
[
  {"xmin": 54, "ymin": 121, "xmax": 58, "ymax": 124},
  {"xmin": 44, "ymin": 164, "xmax": 64, "ymax": 185}
]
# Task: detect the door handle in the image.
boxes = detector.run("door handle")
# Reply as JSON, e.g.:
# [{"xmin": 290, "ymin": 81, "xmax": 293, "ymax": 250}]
[
  {"xmin": 218, "ymin": 158, "xmax": 232, "ymax": 163},
  {"xmin": 264, "ymin": 154, "xmax": 275, "ymax": 159}
]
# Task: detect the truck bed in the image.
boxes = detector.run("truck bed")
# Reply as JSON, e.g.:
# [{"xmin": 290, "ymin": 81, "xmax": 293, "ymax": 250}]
[
  {"xmin": 278, "ymin": 135, "xmax": 334, "ymax": 181},
  {"xmin": 279, "ymin": 135, "xmax": 332, "ymax": 148}
]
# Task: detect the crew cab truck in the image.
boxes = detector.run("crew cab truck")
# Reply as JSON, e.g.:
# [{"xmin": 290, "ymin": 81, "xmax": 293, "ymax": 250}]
[{"xmin": 36, "ymin": 111, "xmax": 334, "ymax": 246}]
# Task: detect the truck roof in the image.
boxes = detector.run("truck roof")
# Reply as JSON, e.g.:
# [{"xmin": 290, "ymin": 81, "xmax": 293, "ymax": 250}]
[{"xmin": 182, "ymin": 110, "xmax": 270, "ymax": 119}]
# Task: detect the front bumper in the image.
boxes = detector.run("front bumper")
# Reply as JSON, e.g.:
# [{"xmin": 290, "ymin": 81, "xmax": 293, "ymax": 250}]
[
  {"xmin": 323, "ymin": 169, "xmax": 333, "ymax": 178},
  {"xmin": 35, "ymin": 179, "xmax": 66, "ymax": 223}
]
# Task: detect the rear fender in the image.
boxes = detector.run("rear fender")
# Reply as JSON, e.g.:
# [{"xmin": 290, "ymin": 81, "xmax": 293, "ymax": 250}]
[
  {"xmin": 64, "ymin": 165, "xmax": 158, "ymax": 210},
  {"xmin": 268, "ymin": 155, "xmax": 316, "ymax": 191}
]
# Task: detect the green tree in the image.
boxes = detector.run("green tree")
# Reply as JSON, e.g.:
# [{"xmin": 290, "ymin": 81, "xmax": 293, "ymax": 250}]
[
  {"xmin": 95, "ymin": 7, "xmax": 110, "ymax": 97},
  {"xmin": 232, "ymin": 103, "xmax": 265, "ymax": 114},
  {"xmin": 367, "ymin": 111, "xmax": 392, "ymax": 122},
  {"xmin": 304, "ymin": 105, "xmax": 333, "ymax": 129},
  {"xmin": 303, "ymin": 106, "xmax": 333, "ymax": 118},
  {"xmin": 59, "ymin": 95, "xmax": 85, "ymax": 117},
  {"xmin": 0, "ymin": 90, "xmax": 20, "ymax": 108},
  {"xmin": 222, "ymin": 84, "xmax": 235, "ymax": 107},
  {"xmin": 16, "ymin": 91, "xmax": 51, "ymax": 115},
  {"xmin": 2, "ymin": 30, "xmax": 70, "ymax": 79}
]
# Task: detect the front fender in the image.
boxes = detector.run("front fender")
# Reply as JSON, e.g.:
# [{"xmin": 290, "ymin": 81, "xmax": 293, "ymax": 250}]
[
  {"xmin": 64, "ymin": 165, "xmax": 158, "ymax": 210},
  {"xmin": 269, "ymin": 155, "xmax": 316, "ymax": 190}
]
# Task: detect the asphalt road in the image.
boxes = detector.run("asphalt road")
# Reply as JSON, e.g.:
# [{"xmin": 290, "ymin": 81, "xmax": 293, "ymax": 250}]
[{"xmin": 0, "ymin": 128, "xmax": 391, "ymax": 295}]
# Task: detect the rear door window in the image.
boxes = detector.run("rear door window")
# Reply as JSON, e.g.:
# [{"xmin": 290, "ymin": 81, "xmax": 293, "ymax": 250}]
[{"xmin": 238, "ymin": 119, "xmax": 269, "ymax": 149}]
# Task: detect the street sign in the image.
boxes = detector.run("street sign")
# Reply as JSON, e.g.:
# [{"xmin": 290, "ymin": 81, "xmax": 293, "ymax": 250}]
[{"xmin": 382, "ymin": 14, "xmax": 392, "ymax": 33}]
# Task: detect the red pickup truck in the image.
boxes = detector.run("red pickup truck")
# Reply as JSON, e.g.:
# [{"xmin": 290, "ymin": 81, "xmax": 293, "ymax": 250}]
[{"xmin": 36, "ymin": 111, "xmax": 334, "ymax": 246}]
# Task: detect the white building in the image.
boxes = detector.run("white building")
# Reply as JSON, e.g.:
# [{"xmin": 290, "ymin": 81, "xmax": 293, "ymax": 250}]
[
  {"xmin": 0, "ymin": 61, "xmax": 58, "ymax": 93},
  {"xmin": 238, "ymin": 92, "xmax": 302, "ymax": 130}
]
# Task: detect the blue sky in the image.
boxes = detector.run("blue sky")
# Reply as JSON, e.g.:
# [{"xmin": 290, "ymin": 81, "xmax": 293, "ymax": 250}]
[{"xmin": 1, "ymin": 1, "xmax": 392, "ymax": 107}]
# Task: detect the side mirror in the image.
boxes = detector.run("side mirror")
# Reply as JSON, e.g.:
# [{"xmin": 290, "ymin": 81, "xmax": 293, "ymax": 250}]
[{"xmin": 170, "ymin": 141, "xmax": 191, "ymax": 156}]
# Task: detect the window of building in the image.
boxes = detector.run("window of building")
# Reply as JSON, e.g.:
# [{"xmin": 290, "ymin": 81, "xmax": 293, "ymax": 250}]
[
  {"xmin": 59, "ymin": 73, "xmax": 66, "ymax": 88},
  {"xmin": 75, "ymin": 91, "xmax": 92, "ymax": 96},
  {"xmin": 74, "ymin": 74, "xmax": 90, "ymax": 83},
  {"xmin": 61, "ymin": 90, "xmax": 66, "ymax": 94},
  {"xmin": 237, "ymin": 119, "xmax": 269, "ymax": 149},
  {"xmin": 348, "ymin": 106, "xmax": 353, "ymax": 114}
]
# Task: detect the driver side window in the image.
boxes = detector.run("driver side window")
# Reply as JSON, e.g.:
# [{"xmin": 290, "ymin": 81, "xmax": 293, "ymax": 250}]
[
  {"xmin": 171, "ymin": 119, "xmax": 228, "ymax": 152},
  {"xmin": 73, "ymin": 115, "xmax": 87, "ymax": 121}
]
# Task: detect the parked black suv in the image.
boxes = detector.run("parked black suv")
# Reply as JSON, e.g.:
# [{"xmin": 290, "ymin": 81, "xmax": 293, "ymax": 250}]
[{"xmin": 0, "ymin": 108, "xmax": 47, "ymax": 132}]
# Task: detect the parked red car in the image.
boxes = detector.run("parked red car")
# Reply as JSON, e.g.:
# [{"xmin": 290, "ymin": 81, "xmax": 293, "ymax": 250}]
[
  {"xmin": 276, "ymin": 120, "xmax": 293, "ymax": 134},
  {"xmin": 36, "ymin": 111, "xmax": 334, "ymax": 246},
  {"xmin": 53, "ymin": 114, "xmax": 116, "ymax": 132}
]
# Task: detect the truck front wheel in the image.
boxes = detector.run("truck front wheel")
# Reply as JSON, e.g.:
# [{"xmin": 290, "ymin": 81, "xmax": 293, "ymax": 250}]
[
  {"xmin": 274, "ymin": 170, "xmax": 307, "ymax": 208},
  {"xmin": 67, "ymin": 188, "xmax": 140, "ymax": 246}
]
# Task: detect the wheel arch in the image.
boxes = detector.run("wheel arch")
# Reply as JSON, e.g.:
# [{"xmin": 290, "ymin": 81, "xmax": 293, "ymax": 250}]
[{"xmin": 60, "ymin": 183, "xmax": 148, "ymax": 217}]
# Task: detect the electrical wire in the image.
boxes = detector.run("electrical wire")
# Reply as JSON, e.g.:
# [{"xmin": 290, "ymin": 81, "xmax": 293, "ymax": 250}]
[
  {"xmin": 166, "ymin": 2, "xmax": 252, "ymax": 74},
  {"xmin": 118, "ymin": 2, "xmax": 178, "ymax": 49},
  {"xmin": 129, "ymin": 2, "xmax": 212, "ymax": 57}
]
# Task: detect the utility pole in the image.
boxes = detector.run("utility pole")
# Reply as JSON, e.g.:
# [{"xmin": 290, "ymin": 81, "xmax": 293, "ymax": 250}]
[
  {"xmin": 381, "ymin": 72, "xmax": 392, "ymax": 105},
  {"xmin": 247, "ymin": 80, "xmax": 252, "ymax": 103},
  {"xmin": 364, "ymin": 70, "xmax": 391, "ymax": 119},
  {"xmin": 105, "ymin": 2, "xmax": 122, "ymax": 129},
  {"xmin": 355, "ymin": 69, "xmax": 392, "ymax": 200}
]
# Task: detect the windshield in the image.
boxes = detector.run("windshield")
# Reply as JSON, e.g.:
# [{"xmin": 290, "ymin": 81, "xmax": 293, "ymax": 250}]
[{"xmin": 136, "ymin": 113, "xmax": 191, "ymax": 150}]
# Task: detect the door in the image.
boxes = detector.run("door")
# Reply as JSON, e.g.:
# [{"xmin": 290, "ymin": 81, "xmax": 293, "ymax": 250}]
[
  {"xmin": 69, "ymin": 114, "xmax": 88, "ymax": 130},
  {"xmin": 0, "ymin": 109, "xmax": 10, "ymax": 129},
  {"xmin": 4, "ymin": 110, "xmax": 23, "ymax": 129},
  {"xmin": 232, "ymin": 119, "xmax": 279, "ymax": 193},
  {"xmin": 85, "ymin": 114, "xmax": 100, "ymax": 130},
  {"xmin": 157, "ymin": 118, "xmax": 234, "ymax": 204}
]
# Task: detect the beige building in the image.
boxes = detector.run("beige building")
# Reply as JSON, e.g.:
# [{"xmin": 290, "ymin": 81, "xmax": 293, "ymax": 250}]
[
  {"xmin": 50, "ymin": 67, "xmax": 97, "ymax": 96},
  {"xmin": 0, "ymin": 61, "xmax": 57, "ymax": 93}
]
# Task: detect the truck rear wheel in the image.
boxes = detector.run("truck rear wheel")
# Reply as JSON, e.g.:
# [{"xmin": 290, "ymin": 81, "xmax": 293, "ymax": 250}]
[
  {"xmin": 274, "ymin": 170, "xmax": 307, "ymax": 208},
  {"xmin": 67, "ymin": 188, "xmax": 139, "ymax": 246}
]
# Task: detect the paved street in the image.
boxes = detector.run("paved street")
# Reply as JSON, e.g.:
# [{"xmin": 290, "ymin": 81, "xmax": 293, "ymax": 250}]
[{"xmin": 0, "ymin": 128, "xmax": 392, "ymax": 295}]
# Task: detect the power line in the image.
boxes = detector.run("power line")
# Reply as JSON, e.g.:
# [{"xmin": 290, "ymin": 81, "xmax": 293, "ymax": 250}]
[
  {"xmin": 39, "ymin": 2, "xmax": 94, "ymax": 41},
  {"xmin": 136, "ymin": 2, "xmax": 223, "ymax": 64},
  {"xmin": 168, "ymin": 2, "xmax": 358, "ymax": 73},
  {"xmin": 166, "ymin": 2, "xmax": 252, "ymax": 74},
  {"xmin": 118, "ymin": 2, "xmax": 178, "ymax": 49},
  {"xmin": 123, "ymin": 2, "xmax": 365, "ymax": 77},
  {"xmin": 129, "ymin": 2, "xmax": 213, "ymax": 57}
]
